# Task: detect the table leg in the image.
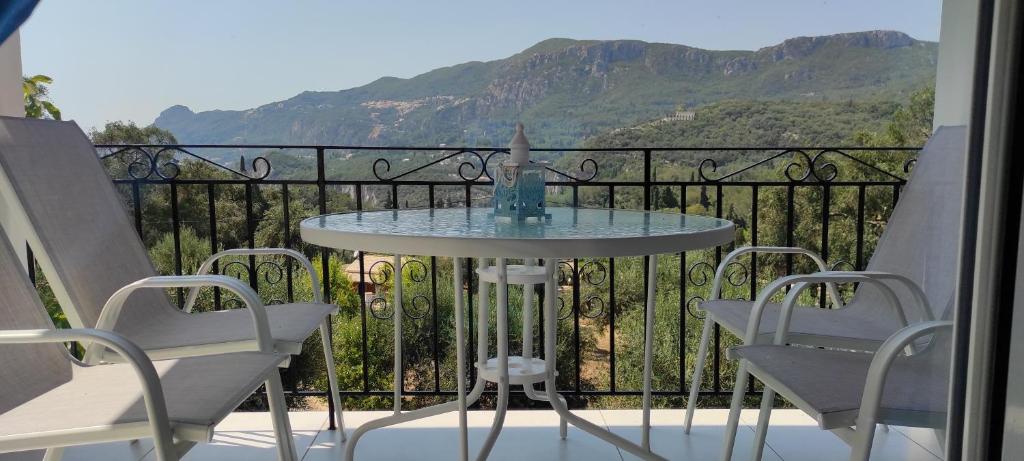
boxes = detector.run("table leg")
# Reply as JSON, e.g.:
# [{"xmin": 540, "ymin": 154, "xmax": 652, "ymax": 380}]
[
  {"xmin": 345, "ymin": 257, "xmax": 489, "ymax": 461},
  {"xmin": 454, "ymin": 257, "xmax": 469, "ymax": 461},
  {"xmin": 477, "ymin": 258, "xmax": 510, "ymax": 460},
  {"xmin": 541, "ymin": 258, "xmax": 667, "ymax": 461},
  {"xmin": 477, "ymin": 258, "xmax": 491, "ymax": 376},
  {"xmin": 520, "ymin": 258, "xmax": 568, "ymax": 439},
  {"xmin": 642, "ymin": 254, "xmax": 658, "ymax": 450},
  {"xmin": 392, "ymin": 254, "xmax": 404, "ymax": 414}
]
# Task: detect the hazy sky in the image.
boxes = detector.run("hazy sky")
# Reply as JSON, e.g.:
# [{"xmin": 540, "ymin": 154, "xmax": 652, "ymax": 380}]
[{"xmin": 20, "ymin": 0, "xmax": 943, "ymax": 131}]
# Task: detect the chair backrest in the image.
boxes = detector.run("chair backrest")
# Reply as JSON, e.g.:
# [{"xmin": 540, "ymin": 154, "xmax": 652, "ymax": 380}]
[
  {"xmin": 853, "ymin": 125, "xmax": 967, "ymax": 322},
  {"xmin": 0, "ymin": 226, "xmax": 71, "ymax": 414},
  {"xmin": 0, "ymin": 117, "xmax": 172, "ymax": 331}
]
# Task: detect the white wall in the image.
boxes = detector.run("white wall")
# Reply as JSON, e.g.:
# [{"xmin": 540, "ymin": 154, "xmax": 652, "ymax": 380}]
[
  {"xmin": 0, "ymin": 30, "xmax": 28, "ymax": 273},
  {"xmin": 933, "ymin": 0, "xmax": 979, "ymax": 130},
  {"xmin": 0, "ymin": 30, "xmax": 23, "ymax": 117}
]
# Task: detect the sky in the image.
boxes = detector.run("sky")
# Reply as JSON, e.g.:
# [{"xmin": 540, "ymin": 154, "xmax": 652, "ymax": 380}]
[{"xmin": 20, "ymin": 0, "xmax": 943, "ymax": 131}]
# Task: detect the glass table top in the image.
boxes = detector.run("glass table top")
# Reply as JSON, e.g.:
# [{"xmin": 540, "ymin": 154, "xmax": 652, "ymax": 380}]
[{"xmin": 301, "ymin": 207, "xmax": 734, "ymax": 258}]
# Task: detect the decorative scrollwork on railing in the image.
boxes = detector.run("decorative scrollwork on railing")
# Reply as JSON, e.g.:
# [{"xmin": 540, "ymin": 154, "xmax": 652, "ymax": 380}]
[
  {"xmin": 782, "ymin": 150, "xmax": 815, "ymax": 182},
  {"xmin": 685, "ymin": 261, "xmax": 719, "ymax": 320},
  {"xmin": 903, "ymin": 158, "xmax": 917, "ymax": 174},
  {"xmin": 99, "ymin": 146, "xmax": 271, "ymax": 180},
  {"xmin": 826, "ymin": 259, "xmax": 859, "ymax": 306},
  {"xmin": 687, "ymin": 261, "xmax": 716, "ymax": 287},
  {"xmin": 216, "ymin": 258, "xmax": 288, "ymax": 306},
  {"xmin": 579, "ymin": 260, "xmax": 608, "ymax": 285},
  {"xmin": 369, "ymin": 296, "xmax": 393, "ymax": 320},
  {"xmin": 809, "ymin": 150, "xmax": 841, "ymax": 182},
  {"xmin": 698, "ymin": 148, "xmax": 909, "ymax": 183},
  {"xmin": 372, "ymin": 149, "xmax": 491, "ymax": 182},
  {"xmin": 371, "ymin": 148, "xmax": 598, "ymax": 184},
  {"xmin": 556, "ymin": 259, "xmax": 608, "ymax": 320},
  {"xmin": 830, "ymin": 260, "xmax": 856, "ymax": 272},
  {"xmin": 723, "ymin": 261, "xmax": 748, "ymax": 287},
  {"xmin": 365, "ymin": 258, "xmax": 431, "ymax": 320},
  {"xmin": 685, "ymin": 296, "xmax": 706, "ymax": 320},
  {"xmin": 580, "ymin": 296, "xmax": 606, "ymax": 319},
  {"xmin": 548, "ymin": 157, "xmax": 598, "ymax": 182},
  {"xmin": 556, "ymin": 261, "xmax": 574, "ymax": 287},
  {"xmin": 685, "ymin": 259, "xmax": 747, "ymax": 319},
  {"xmin": 556, "ymin": 298, "xmax": 573, "ymax": 321},
  {"xmin": 368, "ymin": 295, "xmax": 431, "ymax": 320}
]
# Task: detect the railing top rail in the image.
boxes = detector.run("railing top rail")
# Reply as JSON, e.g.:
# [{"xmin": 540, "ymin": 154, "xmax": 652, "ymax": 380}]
[{"xmin": 94, "ymin": 143, "xmax": 923, "ymax": 152}]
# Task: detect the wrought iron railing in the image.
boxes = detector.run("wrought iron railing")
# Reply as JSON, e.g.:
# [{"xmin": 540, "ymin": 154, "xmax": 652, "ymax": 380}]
[{"xmin": 92, "ymin": 143, "xmax": 919, "ymax": 417}]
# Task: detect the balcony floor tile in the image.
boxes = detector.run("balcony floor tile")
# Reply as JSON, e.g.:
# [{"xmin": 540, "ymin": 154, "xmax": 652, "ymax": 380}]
[{"xmin": 46, "ymin": 409, "xmax": 942, "ymax": 461}]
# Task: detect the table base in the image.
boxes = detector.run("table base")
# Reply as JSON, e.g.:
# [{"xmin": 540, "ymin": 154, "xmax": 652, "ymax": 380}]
[{"xmin": 344, "ymin": 256, "xmax": 666, "ymax": 461}]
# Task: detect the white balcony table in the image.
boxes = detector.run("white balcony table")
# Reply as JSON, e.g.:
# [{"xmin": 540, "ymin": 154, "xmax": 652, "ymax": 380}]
[{"xmin": 300, "ymin": 207, "xmax": 734, "ymax": 461}]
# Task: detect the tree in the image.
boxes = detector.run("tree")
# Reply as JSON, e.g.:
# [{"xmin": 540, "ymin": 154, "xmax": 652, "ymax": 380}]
[
  {"xmin": 698, "ymin": 184, "xmax": 711, "ymax": 210},
  {"xmin": 23, "ymin": 74, "xmax": 61, "ymax": 120},
  {"xmin": 657, "ymin": 186, "xmax": 679, "ymax": 210},
  {"xmin": 89, "ymin": 120, "xmax": 178, "ymax": 144},
  {"xmin": 852, "ymin": 85, "xmax": 934, "ymax": 147}
]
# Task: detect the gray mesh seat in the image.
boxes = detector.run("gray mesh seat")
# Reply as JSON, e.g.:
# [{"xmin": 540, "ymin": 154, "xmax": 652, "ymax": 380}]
[
  {"xmin": 730, "ymin": 340, "xmax": 950, "ymax": 430},
  {"xmin": 729, "ymin": 320, "xmax": 953, "ymax": 461},
  {"xmin": 0, "ymin": 225, "xmax": 292, "ymax": 460},
  {"xmin": 702, "ymin": 299, "xmax": 898, "ymax": 346},
  {"xmin": 0, "ymin": 117, "xmax": 346, "ymax": 436}
]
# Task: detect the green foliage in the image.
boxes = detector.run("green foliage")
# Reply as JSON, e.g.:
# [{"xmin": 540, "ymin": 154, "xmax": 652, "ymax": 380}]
[
  {"xmin": 149, "ymin": 226, "xmax": 211, "ymax": 276},
  {"xmin": 583, "ymin": 99, "xmax": 899, "ymax": 150},
  {"xmin": 852, "ymin": 85, "xmax": 935, "ymax": 147},
  {"xmin": 23, "ymin": 74, "xmax": 61, "ymax": 120},
  {"xmin": 90, "ymin": 120, "xmax": 178, "ymax": 144}
]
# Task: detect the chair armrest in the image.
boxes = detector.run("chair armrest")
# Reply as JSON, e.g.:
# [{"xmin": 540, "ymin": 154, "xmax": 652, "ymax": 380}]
[
  {"xmin": 713, "ymin": 246, "xmax": 842, "ymax": 307},
  {"xmin": 744, "ymin": 273, "xmax": 905, "ymax": 345},
  {"xmin": 854, "ymin": 321, "xmax": 953, "ymax": 441},
  {"xmin": 184, "ymin": 248, "xmax": 322, "ymax": 312},
  {"xmin": 0, "ymin": 328, "xmax": 175, "ymax": 450},
  {"xmin": 832, "ymin": 270, "xmax": 933, "ymax": 322},
  {"xmin": 96, "ymin": 275, "xmax": 274, "ymax": 356}
]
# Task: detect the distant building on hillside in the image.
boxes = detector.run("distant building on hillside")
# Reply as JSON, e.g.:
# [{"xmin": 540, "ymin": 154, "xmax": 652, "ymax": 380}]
[{"xmin": 663, "ymin": 109, "xmax": 696, "ymax": 122}]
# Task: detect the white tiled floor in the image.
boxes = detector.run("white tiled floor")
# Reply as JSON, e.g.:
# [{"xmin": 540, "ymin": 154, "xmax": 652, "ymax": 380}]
[{"xmin": 49, "ymin": 409, "xmax": 942, "ymax": 460}]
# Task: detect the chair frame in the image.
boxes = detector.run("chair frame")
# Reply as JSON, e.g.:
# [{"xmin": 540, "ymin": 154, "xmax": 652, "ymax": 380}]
[
  {"xmin": 732, "ymin": 278, "xmax": 950, "ymax": 460},
  {"xmin": 684, "ymin": 245, "xmax": 934, "ymax": 435},
  {"xmin": 0, "ymin": 275, "xmax": 299, "ymax": 461},
  {"xmin": 0, "ymin": 137, "xmax": 346, "ymax": 439}
]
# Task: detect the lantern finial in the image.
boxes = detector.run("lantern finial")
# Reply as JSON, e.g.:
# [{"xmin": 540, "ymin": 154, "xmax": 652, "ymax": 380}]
[{"xmin": 509, "ymin": 122, "xmax": 530, "ymax": 165}]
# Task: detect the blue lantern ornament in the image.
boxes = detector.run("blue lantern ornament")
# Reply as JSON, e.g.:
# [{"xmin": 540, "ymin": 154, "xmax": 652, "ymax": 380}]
[{"xmin": 493, "ymin": 123, "xmax": 550, "ymax": 222}]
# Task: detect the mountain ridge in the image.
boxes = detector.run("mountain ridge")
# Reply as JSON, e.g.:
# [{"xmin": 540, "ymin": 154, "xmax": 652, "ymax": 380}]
[{"xmin": 156, "ymin": 30, "xmax": 936, "ymax": 147}]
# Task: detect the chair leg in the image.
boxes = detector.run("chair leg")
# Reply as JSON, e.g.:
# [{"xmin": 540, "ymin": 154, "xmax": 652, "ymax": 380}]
[
  {"xmin": 721, "ymin": 361, "xmax": 750, "ymax": 461},
  {"xmin": 42, "ymin": 447, "xmax": 64, "ymax": 461},
  {"xmin": 173, "ymin": 441, "xmax": 197, "ymax": 459},
  {"xmin": 849, "ymin": 421, "xmax": 878, "ymax": 461},
  {"xmin": 685, "ymin": 318, "xmax": 714, "ymax": 434},
  {"xmin": 320, "ymin": 318, "xmax": 346, "ymax": 440},
  {"xmin": 752, "ymin": 389, "xmax": 775, "ymax": 461},
  {"xmin": 266, "ymin": 372, "xmax": 299, "ymax": 461}
]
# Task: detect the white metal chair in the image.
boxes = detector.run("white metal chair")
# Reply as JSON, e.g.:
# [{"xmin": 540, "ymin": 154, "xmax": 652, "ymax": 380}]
[
  {"xmin": 0, "ymin": 225, "xmax": 298, "ymax": 461},
  {"xmin": 0, "ymin": 117, "xmax": 345, "ymax": 437},
  {"xmin": 681, "ymin": 125, "xmax": 966, "ymax": 459},
  {"xmin": 731, "ymin": 288, "xmax": 952, "ymax": 461}
]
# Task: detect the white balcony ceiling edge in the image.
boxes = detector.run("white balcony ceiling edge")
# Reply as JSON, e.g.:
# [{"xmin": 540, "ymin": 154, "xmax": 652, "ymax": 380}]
[
  {"xmin": 934, "ymin": 0, "xmax": 980, "ymax": 131},
  {"xmin": 0, "ymin": 30, "xmax": 22, "ymax": 117}
]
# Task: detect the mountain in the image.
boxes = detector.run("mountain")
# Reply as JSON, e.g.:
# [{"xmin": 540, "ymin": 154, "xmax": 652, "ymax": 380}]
[{"xmin": 155, "ymin": 31, "xmax": 937, "ymax": 148}]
